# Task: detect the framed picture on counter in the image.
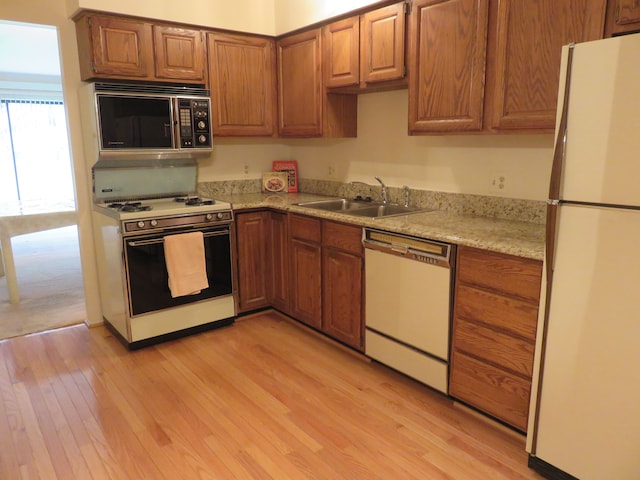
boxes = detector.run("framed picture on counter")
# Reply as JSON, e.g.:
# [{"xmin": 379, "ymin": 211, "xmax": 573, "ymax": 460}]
[{"xmin": 272, "ymin": 160, "xmax": 298, "ymax": 193}]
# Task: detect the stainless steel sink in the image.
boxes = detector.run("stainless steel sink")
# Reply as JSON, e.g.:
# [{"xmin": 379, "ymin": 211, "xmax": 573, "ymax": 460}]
[
  {"xmin": 345, "ymin": 203, "xmax": 431, "ymax": 218},
  {"xmin": 295, "ymin": 198, "xmax": 374, "ymax": 212},
  {"xmin": 295, "ymin": 198, "xmax": 430, "ymax": 218}
]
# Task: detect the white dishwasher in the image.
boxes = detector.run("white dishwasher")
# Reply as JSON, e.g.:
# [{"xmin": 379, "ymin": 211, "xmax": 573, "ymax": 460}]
[{"xmin": 363, "ymin": 228, "xmax": 454, "ymax": 394}]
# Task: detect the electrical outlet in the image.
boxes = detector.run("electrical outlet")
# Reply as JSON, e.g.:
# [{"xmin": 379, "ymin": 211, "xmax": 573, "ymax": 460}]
[
  {"xmin": 328, "ymin": 164, "xmax": 335, "ymax": 177},
  {"xmin": 243, "ymin": 164, "xmax": 249, "ymax": 175},
  {"xmin": 491, "ymin": 173, "xmax": 507, "ymax": 193}
]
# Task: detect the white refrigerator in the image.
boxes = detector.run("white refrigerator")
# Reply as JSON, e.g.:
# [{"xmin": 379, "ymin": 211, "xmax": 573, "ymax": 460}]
[{"xmin": 528, "ymin": 34, "xmax": 640, "ymax": 479}]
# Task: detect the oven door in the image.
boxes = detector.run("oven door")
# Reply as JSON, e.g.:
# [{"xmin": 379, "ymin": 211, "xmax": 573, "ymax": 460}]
[{"xmin": 123, "ymin": 224, "xmax": 233, "ymax": 316}]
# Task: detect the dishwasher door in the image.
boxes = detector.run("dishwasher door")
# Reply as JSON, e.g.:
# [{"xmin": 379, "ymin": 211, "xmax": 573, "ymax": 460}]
[{"xmin": 364, "ymin": 229, "xmax": 453, "ymax": 394}]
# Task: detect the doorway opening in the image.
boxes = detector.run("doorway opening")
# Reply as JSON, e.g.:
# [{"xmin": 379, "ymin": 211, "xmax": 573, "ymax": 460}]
[{"xmin": 0, "ymin": 20, "xmax": 85, "ymax": 339}]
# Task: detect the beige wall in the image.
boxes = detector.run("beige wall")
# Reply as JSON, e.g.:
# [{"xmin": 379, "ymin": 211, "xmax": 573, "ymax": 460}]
[
  {"xmin": 288, "ymin": 90, "xmax": 554, "ymax": 201},
  {"xmin": 72, "ymin": 0, "xmax": 277, "ymax": 34},
  {"xmin": 274, "ymin": 0, "xmax": 380, "ymax": 34}
]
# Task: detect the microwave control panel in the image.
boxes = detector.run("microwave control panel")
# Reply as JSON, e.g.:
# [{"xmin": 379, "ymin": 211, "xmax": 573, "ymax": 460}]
[{"xmin": 177, "ymin": 98, "xmax": 211, "ymax": 149}]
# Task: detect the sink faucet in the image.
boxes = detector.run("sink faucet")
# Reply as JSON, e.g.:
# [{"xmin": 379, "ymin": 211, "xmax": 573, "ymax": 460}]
[
  {"xmin": 374, "ymin": 176, "xmax": 388, "ymax": 204},
  {"xmin": 350, "ymin": 177, "xmax": 389, "ymax": 204}
]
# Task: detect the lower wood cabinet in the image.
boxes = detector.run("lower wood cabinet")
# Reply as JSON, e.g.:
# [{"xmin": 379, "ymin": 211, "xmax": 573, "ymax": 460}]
[
  {"xmin": 235, "ymin": 211, "xmax": 270, "ymax": 313},
  {"xmin": 449, "ymin": 245, "xmax": 542, "ymax": 432},
  {"xmin": 236, "ymin": 210, "xmax": 364, "ymax": 350},
  {"xmin": 268, "ymin": 211, "xmax": 289, "ymax": 312},
  {"xmin": 322, "ymin": 220, "xmax": 364, "ymax": 350},
  {"xmin": 289, "ymin": 214, "xmax": 323, "ymax": 328}
]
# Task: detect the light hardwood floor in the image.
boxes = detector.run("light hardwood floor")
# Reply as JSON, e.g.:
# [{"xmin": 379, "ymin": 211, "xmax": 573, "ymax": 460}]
[{"xmin": 0, "ymin": 311, "xmax": 544, "ymax": 480}]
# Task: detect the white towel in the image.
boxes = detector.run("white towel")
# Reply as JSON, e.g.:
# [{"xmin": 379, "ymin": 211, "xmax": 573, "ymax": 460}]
[{"xmin": 164, "ymin": 232, "xmax": 209, "ymax": 298}]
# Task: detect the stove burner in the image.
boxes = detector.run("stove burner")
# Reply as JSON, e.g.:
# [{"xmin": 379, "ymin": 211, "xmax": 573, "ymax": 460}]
[
  {"xmin": 175, "ymin": 196, "xmax": 214, "ymax": 206},
  {"xmin": 108, "ymin": 202, "xmax": 153, "ymax": 213}
]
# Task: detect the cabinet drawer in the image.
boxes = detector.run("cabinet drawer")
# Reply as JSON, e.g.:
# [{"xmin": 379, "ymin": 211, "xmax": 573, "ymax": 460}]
[
  {"xmin": 457, "ymin": 246, "xmax": 542, "ymax": 302},
  {"xmin": 454, "ymin": 284, "xmax": 538, "ymax": 340},
  {"xmin": 450, "ymin": 351, "xmax": 531, "ymax": 431},
  {"xmin": 452, "ymin": 317, "xmax": 535, "ymax": 377},
  {"xmin": 322, "ymin": 221, "xmax": 362, "ymax": 255},
  {"xmin": 290, "ymin": 214, "xmax": 321, "ymax": 243}
]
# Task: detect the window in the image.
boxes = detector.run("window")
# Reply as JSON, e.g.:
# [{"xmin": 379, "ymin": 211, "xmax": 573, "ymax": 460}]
[{"xmin": 0, "ymin": 98, "xmax": 74, "ymax": 203}]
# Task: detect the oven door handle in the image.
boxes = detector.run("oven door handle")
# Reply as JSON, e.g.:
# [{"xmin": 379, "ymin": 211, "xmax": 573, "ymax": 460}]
[{"xmin": 127, "ymin": 229, "xmax": 230, "ymax": 247}]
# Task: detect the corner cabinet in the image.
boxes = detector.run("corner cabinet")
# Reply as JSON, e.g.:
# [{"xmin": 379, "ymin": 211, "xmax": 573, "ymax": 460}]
[
  {"xmin": 74, "ymin": 12, "xmax": 206, "ymax": 84},
  {"xmin": 449, "ymin": 246, "xmax": 542, "ymax": 432},
  {"xmin": 408, "ymin": 0, "xmax": 489, "ymax": 134},
  {"xmin": 324, "ymin": 2, "xmax": 407, "ymax": 91},
  {"xmin": 277, "ymin": 29, "xmax": 357, "ymax": 137},
  {"xmin": 235, "ymin": 212, "xmax": 271, "ymax": 313},
  {"xmin": 207, "ymin": 32, "xmax": 277, "ymax": 136},
  {"xmin": 268, "ymin": 211, "xmax": 289, "ymax": 313},
  {"xmin": 289, "ymin": 214, "xmax": 323, "ymax": 327},
  {"xmin": 288, "ymin": 214, "xmax": 365, "ymax": 350}
]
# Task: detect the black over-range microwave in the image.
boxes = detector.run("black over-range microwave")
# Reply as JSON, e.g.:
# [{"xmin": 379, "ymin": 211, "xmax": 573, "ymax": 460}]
[{"xmin": 82, "ymin": 82, "xmax": 213, "ymax": 160}]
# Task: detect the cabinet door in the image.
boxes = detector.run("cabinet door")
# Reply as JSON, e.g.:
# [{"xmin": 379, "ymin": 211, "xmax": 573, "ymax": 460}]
[
  {"xmin": 408, "ymin": 0, "xmax": 489, "ymax": 133},
  {"xmin": 605, "ymin": 0, "xmax": 640, "ymax": 36},
  {"xmin": 236, "ymin": 212, "xmax": 270, "ymax": 313},
  {"xmin": 208, "ymin": 32, "xmax": 277, "ymax": 136},
  {"xmin": 153, "ymin": 25, "xmax": 205, "ymax": 82},
  {"xmin": 268, "ymin": 211, "xmax": 289, "ymax": 312},
  {"xmin": 324, "ymin": 17, "xmax": 360, "ymax": 88},
  {"xmin": 361, "ymin": 2, "xmax": 406, "ymax": 84},
  {"xmin": 487, "ymin": 0, "xmax": 606, "ymax": 132},
  {"xmin": 323, "ymin": 248, "xmax": 363, "ymax": 350},
  {"xmin": 290, "ymin": 238, "xmax": 322, "ymax": 328},
  {"xmin": 277, "ymin": 29, "xmax": 323, "ymax": 137},
  {"xmin": 87, "ymin": 15, "xmax": 154, "ymax": 79}
]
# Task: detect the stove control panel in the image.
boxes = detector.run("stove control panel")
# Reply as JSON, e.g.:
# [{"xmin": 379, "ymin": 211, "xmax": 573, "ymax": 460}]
[{"xmin": 122, "ymin": 210, "xmax": 233, "ymax": 234}]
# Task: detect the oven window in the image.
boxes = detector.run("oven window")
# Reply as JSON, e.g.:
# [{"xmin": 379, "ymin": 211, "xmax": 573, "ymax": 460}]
[
  {"xmin": 97, "ymin": 95, "xmax": 173, "ymax": 149},
  {"xmin": 124, "ymin": 228, "xmax": 232, "ymax": 316}
]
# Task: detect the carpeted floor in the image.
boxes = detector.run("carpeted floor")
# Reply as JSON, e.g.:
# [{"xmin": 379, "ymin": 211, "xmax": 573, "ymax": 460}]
[{"xmin": 0, "ymin": 226, "xmax": 86, "ymax": 340}]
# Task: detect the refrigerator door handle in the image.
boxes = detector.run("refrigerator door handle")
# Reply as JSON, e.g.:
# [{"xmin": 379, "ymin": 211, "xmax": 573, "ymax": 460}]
[{"xmin": 548, "ymin": 43, "xmax": 575, "ymax": 203}]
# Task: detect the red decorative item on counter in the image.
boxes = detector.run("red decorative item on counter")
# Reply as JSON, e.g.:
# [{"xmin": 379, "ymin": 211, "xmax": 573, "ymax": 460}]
[{"xmin": 272, "ymin": 160, "xmax": 298, "ymax": 192}]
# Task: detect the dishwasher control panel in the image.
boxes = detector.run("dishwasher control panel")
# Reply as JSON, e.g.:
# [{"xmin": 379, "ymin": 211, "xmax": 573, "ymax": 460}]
[{"xmin": 362, "ymin": 228, "xmax": 452, "ymax": 268}]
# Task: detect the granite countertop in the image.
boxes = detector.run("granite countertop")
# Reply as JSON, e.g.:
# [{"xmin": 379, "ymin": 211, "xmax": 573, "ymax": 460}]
[{"xmin": 215, "ymin": 192, "xmax": 545, "ymax": 261}]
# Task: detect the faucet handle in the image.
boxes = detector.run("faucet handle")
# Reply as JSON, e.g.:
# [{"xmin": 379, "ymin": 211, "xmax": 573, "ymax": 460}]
[{"xmin": 403, "ymin": 185, "xmax": 410, "ymax": 207}]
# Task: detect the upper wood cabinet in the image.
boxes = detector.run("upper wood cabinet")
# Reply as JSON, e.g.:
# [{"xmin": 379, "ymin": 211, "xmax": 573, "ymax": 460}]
[
  {"xmin": 605, "ymin": 0, "xmax": 640, "ymax": 36},
  {"xmin": 277, "ymin": 29, "xmax": 323, "ymax": 136},
  {"xmin": 408, "ymin": 0, "xmax": 605, "ymax": 134},
  {"xmin": 485, "ymin": 0, "xmax": 606, "ymax": 132},
  {"xmin": 324, "ymin": 2, "xmax": 407, "ymax": 91},
  {"xmin": 75, "ymin": 12, "xmax": 206, "ymax": 84},
  {"xmin": 408, "ymin": 0, "xmax": 489, "ymax": 134},
  {"xmin": 208, "ymin": 32, "xmax": 277, "ymax": 136},
  {"xmin": 277, "ymin": 28, "xmax": 357, "ymax": 138},
  {"xmin": 324, "ymin": 17, "xmax": 360, "ymax": 88},
  {"xmin": 75, "ymin": 14, "xmax": 154, "ymax": 80},
  {"xmin": 153, "ymin": 25, "xmax": 206, "ymax": 82},
  {"xmin": 361, "ymin": 2, "xmax": 407, "ymax": 85}
]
